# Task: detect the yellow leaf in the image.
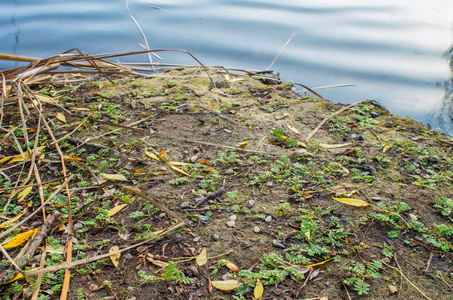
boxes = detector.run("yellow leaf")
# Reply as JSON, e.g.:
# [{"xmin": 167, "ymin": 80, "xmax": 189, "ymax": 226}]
[
  {"xmin": 302, "ymin": 257, "xmax": 333, "ymax": 268},
  {"xmin": 196, "ymin": 247, "xmax": 208, "ymax": 266},
  {"xmin": 109, "ymin": 246, "xmax": 120, "ymax": 268},
  {"xmin": 236, "ymin": 141, "xmax": 247, "ymax": 149},
  {"xmin": 203, "ymin": 168, "xmax": 217, "ymax": 172},
  {"xmin": 0, "ymin": 209, "xmax": 26, "ymax": 229},
  {"xmin": 220, "ymin": 260, "xmax": 239, "ymax": 273},
  {"xmin": 287, "ymin": 124, "xmax": 300, "ymax": 135},
  {"xmin": 0, "ymin": 155, "xmax": 15, "ymax": 164},
  {"xmin": 17, "ymin": 186, "xmax": 33, "ymax": 203},
  {"xmin": 383, "ymin": 145, "xmax": 392, "ymax": 153},
  {"xmin": 63, "ymin": 155, "xmax": 83, "ymax": 161},
  {"xmin": 168, "ymin": 161, "xmax": 193, "ymax": 166},
  {"xmin": 169, "ymin": 165, "xmax": 190, "ymax": 177},
  {"xmin": 34, "ymin": 93, "xmax": 55, "ymax": 103},
  {"xmin": 332, "ymin": 197, "xmax": 370, "ymax": 207},
  {"xmin": 319, "ymin": 143, "xmax": 353, "ymax": 149},
  {"xmin": 7, "ymin": 146, "xmax": 45, "ymax": 164},
  {"xmin": 3, "ymin": 228, "xmax": 38, "ymax": 249},
  {"xmin": 108, "ymin": 204, "xmax": 128, "ymax": 217},
  {"xmin": 46, "ymin": 245, "xmax": 65, "ymax": 254},
  {"xmin": 254, "ymin": 279, "xmax": 264, "ymax": 299},
  {"xmin": 102, "ymin": 173, "xmax": 128, "ymax": 182},
  {"xmin": 56, "ymin": 112, "xmax": 66, "ymax": 123},
  {"xmin": 145, "ymin": 151, "xmax": 161, "ymax": 161},
  {"xmin": 211, "ymin": 280, "xmax": 242, "ymax": 291},
  {"xmin": 304, "ymin": 231, "xmax": 311, "ymax": 240},
  {"xmin": 6, "ymin": 267, "xmax": 39, "ymax": 284}
]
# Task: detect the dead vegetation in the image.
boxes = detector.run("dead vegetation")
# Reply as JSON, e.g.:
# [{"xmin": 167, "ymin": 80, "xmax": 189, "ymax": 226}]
[{"xmin": 0, "ymin": 50, "xmax": 453, "ymax": 300}]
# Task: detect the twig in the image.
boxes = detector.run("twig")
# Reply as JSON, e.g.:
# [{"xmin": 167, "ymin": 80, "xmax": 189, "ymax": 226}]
[
  {"xmin": 195, "ymin": 181, "xmax": 225, "ymax": 207},
  {"xmin": 424, "ymin": 252, "xmax": 434, "ymax": 273},
  {"xmin": 380, "ymin": 260, "xmax": 432, "ymax": 300},
  {"xmin": 305, "ymin": 100, "xmax": 365, "ymax": 143},
  {"xmin": 0, "ymin": 211, "xmax": 61, "ymax": 285},
  {"xmin": 268, "ymin": 31, "xmax": 296, "ymax": 70},
  {"xmin": 197, "ymin": 105, "xmax": 239, "ymax": 125}
]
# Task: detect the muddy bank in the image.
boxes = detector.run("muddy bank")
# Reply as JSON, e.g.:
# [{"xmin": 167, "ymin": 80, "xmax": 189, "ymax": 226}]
[{"xmin": 1, "ymin": 65, "xmax": 453, "ymax": 299}]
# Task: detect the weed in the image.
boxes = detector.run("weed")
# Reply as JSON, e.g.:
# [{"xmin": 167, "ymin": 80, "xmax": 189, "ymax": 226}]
[{"xmin": 343, "ymin": 260, "xmax": 382, "ymax": 295}]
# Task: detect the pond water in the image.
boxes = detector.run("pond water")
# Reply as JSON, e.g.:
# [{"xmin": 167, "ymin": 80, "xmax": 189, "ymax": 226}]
[{"xmin": 1, "ymin": 0, "xmax": 453, "ymax": 134}]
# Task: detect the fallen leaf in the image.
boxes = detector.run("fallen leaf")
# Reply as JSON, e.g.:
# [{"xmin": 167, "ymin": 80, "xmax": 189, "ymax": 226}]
[
  {"xmin": 34, "ymin": 93, "xmax": 55, "ymax": 103},
  {"xmin": 146, "ymin": 254, "xmax": 169, "ymax": 268},
  {"xmin": 6, "ymin": 267, "xmax": 39, "ymax": 284},
  {"xmin": 224, "ymin": 74, "xmax": 231, "ymax": 81},
  {"xmin": 56, "ymin": 113, "xmax": 66, "ymax": 123},
  {"xmin": 287, "ymin": 124, "xmax": 300, "ymax": 135},
  {"xmin": 332, "ymin": 197, "xmax": 370, "ymax": 207},
  {"xmin": 220, "ymin": 260, "xmax": 239, "ymax": 273},
  {"xmin": 63, "ymin": 155, "xmax": 83, "ymax": 161},
  {"xmin": 200, "ymin": 160, "xmax": 215, "ymax": 165},
  {"xmin": 46, "ymin": 245, "xmax": 65, "ymax": 254},
  {"xmin": 304, "ymin": 231, "xmax": 311, "ymax": 240},
  {"xmin": 159, "ymin": 151, "xmax": 167, "ymax": 158},
  {"xmin": 196, "ymin": 247, "xmax": 208, "ymax": 266},
  {"xmin": 108, "ymin": 203, "xmax": 128, "ymax": 217},
  {"xmin": 3, "ymin": 228, "xmax": 38, "ymax": 249},
  {"xmin": 145, "ymin": 151, "xmax": 161, "ymax": 161},
  {"xmin": 109, "ymin": 246, "xmax": 120, "ymax": 268},
  {"xmin": 383, "ymin": 145, "xmax": 392, "ymax": 153},
  {"xmin": 168, "ymin": 161, "xmax": 193, "ymax": 166},
  {"xmin": 17, "ymin": 186, "xmax": 32, "ymax": 203},
  {"xmin": 320, "ymin": 297, "xmax": 329, "ymax": 300},
  {"xmin": 388, "ymin": 285, "xmax": 398, "ymax": 294},
  {"xmin": 236, "ymin": 141, "xmax": 247, "ymax": 149},
  {"xmin": 308, "ymin": 268, "xmax": 320, "ymax": 280},
  {"xmin": 303, "ymin": 257, "xmax": 333, "ymax": 268},
  {"xmin": 254, "ymin": 279, "xmax": 264, "ymax": 299},
  {"xmin": 102, "ymin": 173, "xmax": 128, "ymax": 182},
  {"xmin": 203, "ymin": 168, "xmax": 217, "ymax": 172},
  {"xmin": 319, "ymin": 142, "xmax": 353, "ymax": 149},
  {"xmin": 211, "ymin": 280, "xmax": 242, "ymax": 291},
  {"xmin": 169, "ymin": 165, "xmax": 190, "ymax": 177},
  {"xmin": 0, "ymin": 209, "xmax": 26, "ymax": 229}
]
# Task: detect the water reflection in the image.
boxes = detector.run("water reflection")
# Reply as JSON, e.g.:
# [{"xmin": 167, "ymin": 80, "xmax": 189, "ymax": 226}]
[{"xmin": 432, "ymin": 45, "xmax": 453, "ymax": 135}]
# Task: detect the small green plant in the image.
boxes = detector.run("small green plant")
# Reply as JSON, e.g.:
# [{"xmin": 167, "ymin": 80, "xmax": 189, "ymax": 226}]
[{"xmin": 343, "ymin": 260, "xmax": 382, "ymax": 295}]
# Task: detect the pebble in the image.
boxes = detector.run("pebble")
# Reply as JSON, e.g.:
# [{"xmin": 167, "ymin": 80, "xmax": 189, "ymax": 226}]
[
  {"xmin": 246, "ymin": 199, "xmax": 256, "ymax": 208},
  {"xmin": 253, "ymin": 226, "xmax": 260, "ymax": 233},
  {"xmin": 272, "ymin": 240, "xmax": 286, "ymax": 249},
  {"xmin": 123, "ymin": 252, "xmax": 133, "ymax": 260},
  {"xmin": 225, "ymin": 169, "xmax": 234, "ymax": 175},
  {"xmin": 158, "ymin": 212, "xmax": 166, "ymax": 218},
  {"xmin": 211, "ymin": 234, "xmax": 219, "ymax": 241},
  {"xmin": 265, "ymin": 215, "xmax": 272, "ymax": 223},
  {"xmin": 180, "ymin": 202, "xmax": 191, "ymax": 209},
  {"xmin": 193, "ymin": 236, "xmax": 201, "ymax": 242},
  {"xmin": 230, "ymin": 215, "xmax": 237, "ymax": 221},
  {"xmin": 73, "ymin": 222, "xmax": 84, "ymax": 230},
  {"xmin": 409, "ymin": 213, "xmax": 418, "ymax": 221},
  {"xmin": 371, "ymin": 197, "xmax": 381, "ymax": 201},
  {"xmin": 222, "ymin": 272, "xmax": 234, "ymax": 281},
  {"xmin": 414, "ymin": 236, "xmax": 424, "ymax": 242},
  {"xmin": 226, "ymin": 220, "xmax": 235, "ymax": 227},
  {"xmin": 199, "ymin": 216, "xmax": 209, "ymax": 224},
  {"xmin": 370, "ymin": 111, "xmax": 380, "ymax": 118}
]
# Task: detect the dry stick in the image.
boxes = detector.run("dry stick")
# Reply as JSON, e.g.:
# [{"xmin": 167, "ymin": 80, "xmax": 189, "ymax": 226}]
[
  {"xmin": 0, "ymin": 244, "xmax": 23, "ymax": 273},
  {"xmin": 267, "ymin": 31, "xmax": 296, "ymax": 70},
  {"xmin": 31, "ymin": 243, "xmax": 47, "ymax": 300},
  {"xmin": 22, "ymin": 221, "xmax": 185, "ymax": 278},
  {"xmin": 122, "ymin": 187, "xmax": 183, "ymax": 223},
  {"xmin": 305, "ymin": 100, "xmax": 366, "ymax": 143},
  {"xmin": 197, "ymin": 105, "xmax": 239, "ymax": 125},
  {"xmin": 293, "ymin": 82, "xmax": 326, "ymax": 101},
  {"xmin": 0, "ymin": 175, "xmax": 68, "ymax": 192},
  {"xmin": 0, "ymin": 74, "xmax": 6, "ymax": 127},
  {"xmin": 380, "ymin": 260, "xmax": 432, "ymax": 300},
  {"xmin": 0, "ymin": 211, "xmax": 61, "ymax": 285},
  {"xmin": 0, "ymin": 174, "xmax": 73, "ymax": 241},
  {"xmin": 70, "ymin": 114, "xmax": 147, "ymax": 134},
  {"xmin": 196, "ymin": 181, "xmax": 226, "ymax": 207}
]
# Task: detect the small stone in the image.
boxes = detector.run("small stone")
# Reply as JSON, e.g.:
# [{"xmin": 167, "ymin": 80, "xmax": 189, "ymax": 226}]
[
  {"xmin": 371, "ymin": 197, "xmax": 381, "ymax": 201},
  {"xmin": 174, "ymin": 233, "xmax": 183, "ymax": 243},
  {"xmin": 265, "ymin": 216, "xmax": 272, "ymax": 223},
  {"xmin": 199, "ymin": 216, "xmax": 208, "ymax": 224},
  {"xmin": 158, "ymin": 212, "xmax": 166, "ymax": 218},
  {"xmin": 370, "ymin": 111, "xmax": 380, "ymax": 118},
  {"xmin": 223, "ymin": 129, "xmax": 232, "ymax": 134},
  {"xmin": 180, "ymin": 202, "xmax": 191, "ymax": 209},
  {"xmin": 246, "ymin": 200, "xmax": 256, "ymax": 208},
  {"xmin": 222, "ymin": 272, "xmax": 234, "ymax": 281},
  {"xmin": 267, "ymin": 181, "xmax": 273, "ymax": 187},
  {"xmin": 230, "ymin": 215, "xmax": 237, "ymax": 221},
  {"xmin": 290, "ymin": 149, "xmax": 307, "ymax": 159},
  {"xmin": 123, "ymin": 252, "xmax": 133, "ymax": 260},
  {"xmin": 211, "ymin": 234, "xmax": 219, "ymax": 241},
  {"xmin": 414, "ymin": 236, "xmax": 424, "ymax": 242},
  {"xmin": 409, "ymin": 213, "xmax": 418, "ymax": 221},
  {"xmin": 193, "ymin": 236, "xmax": 201, "ymax": 242},
  {"xmin": 226, "ymin": 220, "xmax": 235, "ymax": 227},
  {"xmin": 193, "ymin": 147, "xmax": 200, "ymax": 153},
  {"xmin": 225, "ymin": 169, "xmax": 234, "ymax": 175},
  {"xmin": 253, "ymin": 226, "xmax": 260, "ymax": 233},
  {"xmin": 73, "ymin": 222, "xmax": 84, "ymax": 230},
  {"xmin": 272, "ymin": 240, "xmax": 286, "ymax": 249},
  {"xmin": 388, "ymin": 285, "xmax": 398, "ymax": 294}
]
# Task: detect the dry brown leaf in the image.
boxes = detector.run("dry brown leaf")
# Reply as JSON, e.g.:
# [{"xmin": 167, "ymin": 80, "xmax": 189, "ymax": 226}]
[
  {"xmin": 145, "ymin": 151, "xmax": 161, "ymax": 161},
  {"xmin": 159, "ymin": 151, "xmax": 167, "ymax": 158},
  {"xmin": 146, "ymin": 254, "xmax": 169, "ymax": 268},
  {"xmin": 3, "ymin": 228, "xmax": 38, "ymax": 249},
  {"xmin": 254, "ymin": 279, "xmax": 264, "ymax": 299},
  {"xmin": 102, "ymin": 173, "xmax": 128, "ymax": 182},
  {"xmin": 332, "ymin": 197, "xmax": 370, "ymax": 207},
  {"xmin": 169, "ymin": 164, "xmax": 190, "ymax": 177},
  {"xmin": 56, "ymin": 112, "xmax": 67, "ymax": 123},
  {"xmin": 200, "ymin": 159, "xmax": 215, "ymax": 165},
  {"xmin": 287, "ymin": 124, "xmax": 300, "ymax": 135},
  {"xmin": 168, "ymin": 161, "xmax": 193, "ymax": 166},
  {"xmin": 107, "ymin": 203, "xmax": 128, "ymax": 217},
  {"xmin": 211, "ymin": 279, "xmax": 242, "ymax": 291},
  {"xmin": 220, "ymin": 260, "xmax": 239, "ymax": 273},
  {"xmin": 319, "ymin": 142, "xmax": 353, "ymax": 149},
  {"xmin": 109, "ymin": 246, "xmax": 120, "ymax": 268},
  {"xmin": 196, "ymin": 247, "xmax": 208, "ymax": 266}
]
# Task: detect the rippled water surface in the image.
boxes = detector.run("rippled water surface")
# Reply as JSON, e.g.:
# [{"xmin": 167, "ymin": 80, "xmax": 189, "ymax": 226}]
[{"xmin": 1, "ymin": 0, "xmax": 452, "ymax": 133}]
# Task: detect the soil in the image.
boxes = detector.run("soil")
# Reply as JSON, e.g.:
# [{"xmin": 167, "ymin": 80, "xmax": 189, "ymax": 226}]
[{"xmin": 1, "ymin": 66, "xmax": 453, "ymax": 300}]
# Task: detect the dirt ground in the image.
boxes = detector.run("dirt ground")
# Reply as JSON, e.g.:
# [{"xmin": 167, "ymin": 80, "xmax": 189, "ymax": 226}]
[{"xmin": 1, "ymin": 66, "xmax": 453, "ymax": 300}]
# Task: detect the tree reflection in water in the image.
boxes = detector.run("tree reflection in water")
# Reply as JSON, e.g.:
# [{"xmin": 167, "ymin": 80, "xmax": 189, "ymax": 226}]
[{"xmin": 434, "ymin": 45, "xmax": 453, "ymax": 135}]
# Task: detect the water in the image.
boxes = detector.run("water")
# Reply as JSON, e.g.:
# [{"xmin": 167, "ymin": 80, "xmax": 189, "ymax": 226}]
[{"xmin": 1, "ymin": 0, "xmax": 452, "ymax": 134}]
